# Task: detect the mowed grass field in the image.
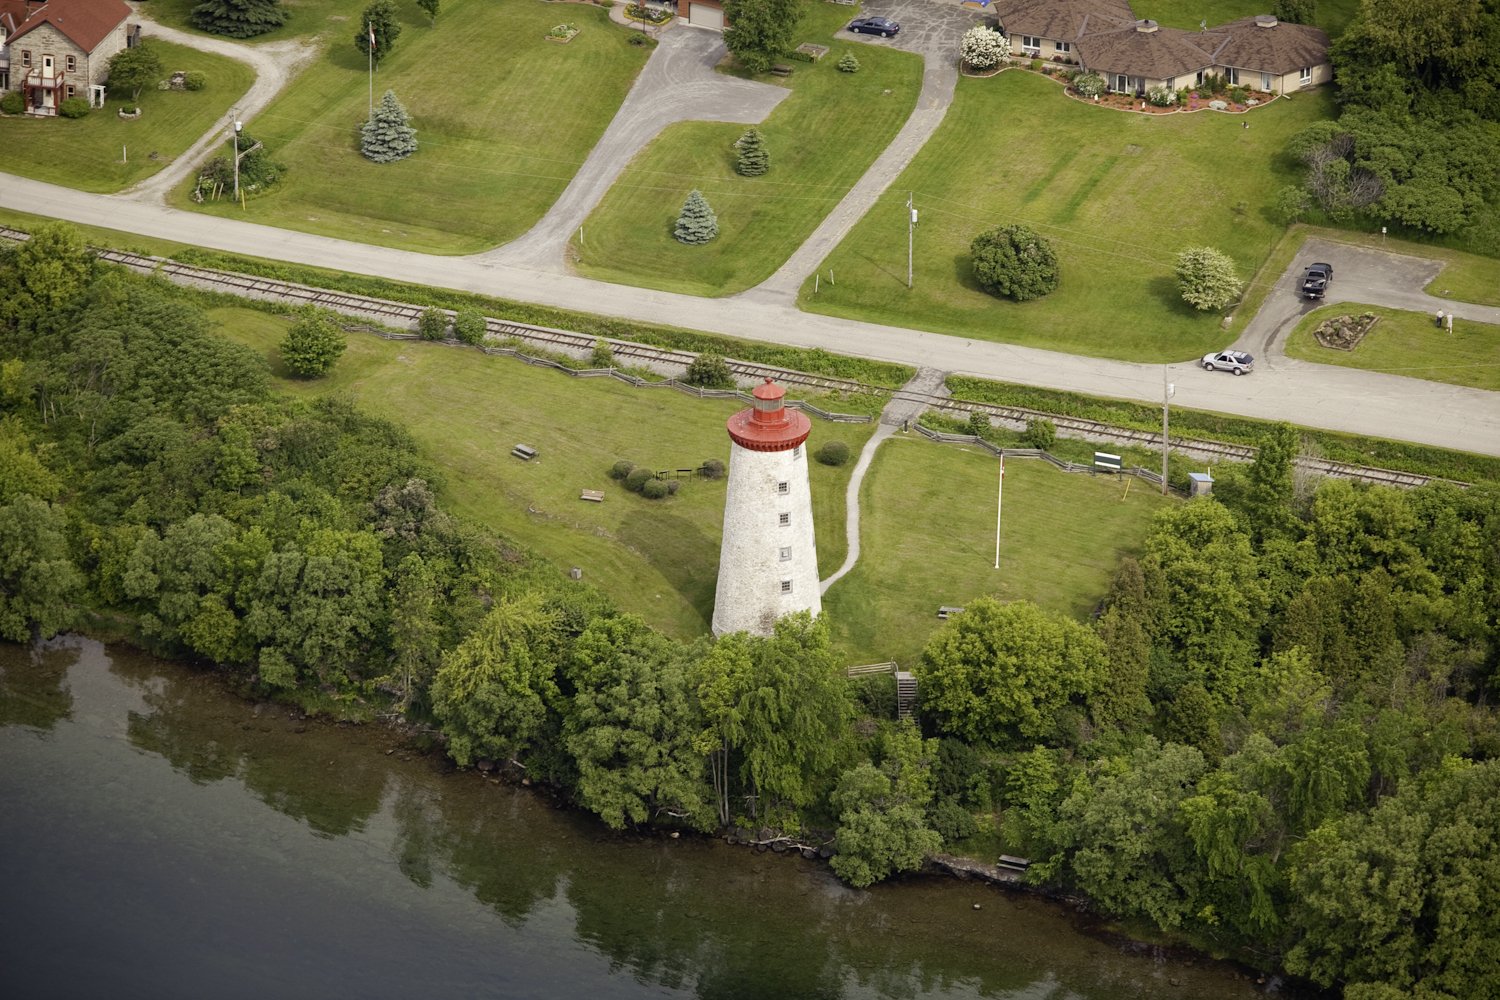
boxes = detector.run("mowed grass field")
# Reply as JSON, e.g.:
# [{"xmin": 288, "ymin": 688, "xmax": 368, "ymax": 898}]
[
  {"xmin": 800, "ymin": 71, "xmax": 1335, "ymax": 362},
  {"xmin": 1285, "ymin": 303, "xmax": 1500, "ymax": 392},
  {"xmin": 571, "ymin": 4, "xmax": 923, "ymax": 295},
  {"xmin": 171, "ymin": 1, "xmax": 648, "ymax": 253},
  {"xmin": 0, "ymin": 41, "xmax": 254, "ymax": 192},
  {"xmin": 822, "ymin": 439, "xmax": 1172, "ymax": 667},
  {"xmin": 144, "ymin": 0, "xmax": 368, "ymax": 44},
  {"xmin": 211, "ymin": 307, "xmax": 875, "ymax": 638}
]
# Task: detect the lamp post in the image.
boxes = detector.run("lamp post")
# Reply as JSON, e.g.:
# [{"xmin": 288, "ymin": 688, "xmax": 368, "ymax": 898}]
[
  {"xmin": 906, "ymin": 192, "xmax": 917, "ymax": 289},
  {"xmin": 1161, "ymin": 374, "xmax": 1175, "ymax": 495},
  {"xmin": 232, "ymin": 116, "xmax": 243, "ymax": 201}
]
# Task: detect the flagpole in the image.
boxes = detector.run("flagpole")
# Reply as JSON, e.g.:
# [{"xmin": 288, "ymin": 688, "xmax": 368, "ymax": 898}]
[
  {"xmin": 994, "ymin": 453, "xmax": 1004, "ymax": 570},
  {"xmin": 367, "ymin": 23, "xmax": 375, "ymax": 121}
]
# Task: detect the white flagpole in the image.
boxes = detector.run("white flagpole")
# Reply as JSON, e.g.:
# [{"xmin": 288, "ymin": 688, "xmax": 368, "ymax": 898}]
[
  {"xmin": 994, "ymin": 453, "xmax": 1004, "ymax": 569},
  {"xmin": 368, "ymin": 23, "xmax": 375, "ymax": 121}
]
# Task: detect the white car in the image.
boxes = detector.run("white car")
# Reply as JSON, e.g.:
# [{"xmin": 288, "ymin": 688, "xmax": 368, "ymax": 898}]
[{"xmin": 1202, "ymin": 350, "xmax": 1254, "ymax": 375}]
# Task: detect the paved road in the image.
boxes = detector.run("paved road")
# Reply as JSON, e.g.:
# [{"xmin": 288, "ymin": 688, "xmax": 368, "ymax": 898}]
[
  {"xmin": 485, "ymin": 27, "xmax": 788, "ymax": 270},
  {"xmin": 8, "ymin": 170, "xmax": 1497, "ymax": 457}
]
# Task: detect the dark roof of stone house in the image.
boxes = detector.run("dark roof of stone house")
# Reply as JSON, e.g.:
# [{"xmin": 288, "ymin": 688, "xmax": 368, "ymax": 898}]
[
  {"xmin": 993, "ymin": 0, "xmax": 1135, "ymax": 42},
  {"xmin": 0, "ymin": 0, "xmax": 36, "ymax": 35},
  {"xmin": 8, "ymin": 0, "xmax": 130, "ymax": 53},
  {"xmin": 1212, "ymin": 15, "xmax": 1331, "ymax": 73},
  {"xmin": 1074, "ymin": 20, "xmax": 1223, "ymax": 79}
]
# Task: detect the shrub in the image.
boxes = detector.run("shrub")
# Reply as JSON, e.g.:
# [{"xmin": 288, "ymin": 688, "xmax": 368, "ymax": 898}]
[
  {"xmin": 969, "ymin": 224, "xmax": 1060, "ymax": 301},
  {"xmin": 700, "ymin": 459, "xmax": 725, "ymax": 479},
  {"xmin": 683, "ymin": 352, "xmax": 733, "ymax": 388},
  {"xmin": 281, "ymin": 312, "xmax": 346, "ymax": 377},
  {"xmin": 1228, "ymin": 85, "xmax": 1249, "ymax": 104},
  {"xmin": 1175, "ymin": 246, "xmax": 1242, "ymax": 311},
  {"xmin": 665, "ymin": 479, "xmax": 681, "ymax": 495},
  {"xmin": 960, "ymin": 25, "xmax": 1009, "ymax": 71},
  {"xmin": 641, "ymin": 478, "xmax": 669, "ymax": 500},
  {"xmin": 837, "ymin": 51, "xmax": 859, "ymax": 73},
  {"xmin": 417, "ymin": 306, "xmax": 448, "ymax": 340},
  {"xmin": 1029, "ymin": 58, "xmax": 1043, "ymax": 72},
  {"xmin": 1072, "ymin": 72, "xmax": 1105, "ymax": 99},
  {"xmin": 624, "ymin": 467, "xmax": 654, "ymax": 493},
  {"xmin": 0, "ymin": 92, "xmax": 23, "ymax": 115},
  {"xmin": 590, "ymin": 337, "xmax": 614, "ymax": 367},
  {"xmin": 1146, "ymin": 84, "xmax": 1176, "ymax": 107},
  {"xmin": 183, "ymin": 71, "xmax": 207, "ymax": 91},
  {"xmin": 1023, "ymin": 417, "xmax": 1056, "ymax": 450},
  {"xmin": 966, "ymin": 410, "xmax": 990, "ymax": 438},
  {"xmin": 609, "ymin": 460, "xmax": 636, "ymax": 480},
  {"xmin": 58, "ymin": 97, "xmax": 90, "ymax": 119},
  {"xmin": 452, "ymin": 308, "xmax": 486, "ymax": 345},
  {"xmin": 735, "ymin": 127, "xmax": 768, "ymax": 177},
  {"xmin": 816, "ymin": 440, "xmax": 851, "ymax": 466}
]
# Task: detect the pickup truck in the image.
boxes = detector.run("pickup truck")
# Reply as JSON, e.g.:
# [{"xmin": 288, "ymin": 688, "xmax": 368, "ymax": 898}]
[{"xmin": 1301, "ymin": 262, "xmax": 1333, "ymax": 299}]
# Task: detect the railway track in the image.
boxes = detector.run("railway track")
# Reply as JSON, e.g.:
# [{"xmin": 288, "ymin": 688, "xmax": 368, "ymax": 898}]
[{"xmin": 0, "ymin": 226, "xmax": 1462, "ymax": 491}]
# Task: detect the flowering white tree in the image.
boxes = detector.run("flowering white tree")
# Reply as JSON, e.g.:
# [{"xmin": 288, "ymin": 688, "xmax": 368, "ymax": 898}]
[{"xmin": 960, "ymin": 26, "xmax": 1010, "ymax": 70}]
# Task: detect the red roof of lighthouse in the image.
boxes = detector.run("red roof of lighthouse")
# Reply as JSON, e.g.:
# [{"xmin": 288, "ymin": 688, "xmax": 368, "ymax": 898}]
[{"xmin": 726, "ymin": 379, "xmax": 810, "ymax": 452}]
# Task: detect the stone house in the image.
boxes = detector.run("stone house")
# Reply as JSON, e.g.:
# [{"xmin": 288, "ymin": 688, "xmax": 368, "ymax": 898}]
[
  {"xmin": 992, "ymin": 0, "xmax": 1330, "ymax": 97},
  {"xmin": 0, "ymin": 0, "xmax": 135, "ymax": 115}
]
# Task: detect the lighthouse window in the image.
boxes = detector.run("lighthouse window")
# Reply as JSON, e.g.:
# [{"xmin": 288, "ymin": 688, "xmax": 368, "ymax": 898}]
[
  {"xmin": 779, "ymin": 546, "xmax": 792, "ymax": 562},
  {"xmin": 793, "ymin": 445, "xmax": 802, "ymax": 459},
  {"xmin": 778, "ymin": 513, "xmax": 790, "ymax": 527},
  {"xmin": 780, "ymin": 580, "xmax": 793, "ymax": 594},
  {"xmin": 777, "ymin": 481, "xmax": 790, "ymax": 495}
]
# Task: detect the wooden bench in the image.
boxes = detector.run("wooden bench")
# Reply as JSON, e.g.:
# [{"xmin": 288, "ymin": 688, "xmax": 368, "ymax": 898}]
[
  {"xmin": 937, "ymin": 605, "xmax": 966, "ymax": 620},
  {"xmin": 579, "ymin": 489, "xmax": 604, "ymax": 502},
  {"xmin": 997, "ymin": 854, "xmax": 1032, "ymax": 872},
  {"xmin": 770, "ymin": 63, "xmax": 793, "ymax": 77},
  {"xmin": 511, "ymin": 444, "xmax": 538, "ymax": 461}
]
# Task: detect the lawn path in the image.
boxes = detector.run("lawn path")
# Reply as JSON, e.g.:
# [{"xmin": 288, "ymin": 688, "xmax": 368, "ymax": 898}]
[
  {"xmin": 119, "ymin": 6, "xmax": 320, "ymax": 203},
  {"xmin": 482, "ymin": 28, "xmax": 788, "ymax": 271},
  {"xmin": 738, "ymin": 1, "xmax": 975, "ymax": 305},
  {"xmin": 821, "ymin": 366, "xmax": 948, "ymax": 594}
]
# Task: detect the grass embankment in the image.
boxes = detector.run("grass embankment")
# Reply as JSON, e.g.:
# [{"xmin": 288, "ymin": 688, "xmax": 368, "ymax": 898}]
[
  {"xmin": 823, "ymin": 439, "xmax": 1171, "ymax": 666},
  {"xmin": 572, "ymin": 4, "xmax": 923, "ymax": 295},
  {"xmin": 1138, "ymin": 0, "xmax": 1361, "ymax": 37},
  {"xmin": 211, "ymin": 306, "xmax": 877, "ymax": 638},
  {"xmin": 143, "ymin": 0, "xmax": 366, "ymax": 43},
  {"xmin": 945, "ymin": 376, "xmax": 1500, "ymax": 484},
  {"xmin": 1285, "ymin": 304, "xmax": 1500, "ymax": 392},
  {"xmin": 0, "ymin": 41, "xmax": 254, "ymax": 192},
  {"xmin": 799, "ymin": 71, "xmax": 1333, "ymax": 362},
  {"xmin": 172, "ymin": 1, "xmax": 649, "ymax": 253}
]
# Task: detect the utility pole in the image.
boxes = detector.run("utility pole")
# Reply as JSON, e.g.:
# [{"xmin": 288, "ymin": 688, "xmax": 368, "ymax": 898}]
[
  {"xmin": 232, "ymin": 113, "xmax": 242, "ymax": 202},
  {"xmin": 1161, "ymin": 372, "xmax": 1175, "ymax": 495},
  {"xmin": 994, "ymin": 453, "xmax": 1005, "ymax": 569},
  {"xmin": 906, "ymin": 192, "xmax": 917, "ymax": 289}
]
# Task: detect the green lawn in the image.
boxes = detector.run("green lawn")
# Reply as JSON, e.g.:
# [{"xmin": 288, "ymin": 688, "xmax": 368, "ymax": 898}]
[
  {"xmin": 171, "ymin": 0, "xmax": 649, "ymax": 253},
  {"xmin": 211, "ymin": 307, "xmax": 874, "ymax": 637},
  {"xmin": 0, "ymin": 41, "xmax": 255, "ymax": 192},
  {"xmin": 571, "ymin": 5, "xmax": 923, "ymax": 295},
  {"xmin": 144, "ymin": 0, "xmax": 369, "ymax": 44},
  {"xmin": 822, "ymin": 438, "xmax": 1172, "ymax": 666},
  {"xmin": 1138, "ymin": 0, "xmax": 1362, "ymax": 37},
  {"xmin": 1285, "ymin": 303, "xmax": 1500, "ymax": 392},
  {"xmin": 798, "ymin": 70, "xmax": 1334, "ymax": 362}
]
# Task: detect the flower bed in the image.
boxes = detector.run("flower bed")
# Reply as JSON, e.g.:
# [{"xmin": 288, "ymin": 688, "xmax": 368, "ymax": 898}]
[{"xmin": 546, "ymin": 23, "xmax": 580, "ymax": 41}]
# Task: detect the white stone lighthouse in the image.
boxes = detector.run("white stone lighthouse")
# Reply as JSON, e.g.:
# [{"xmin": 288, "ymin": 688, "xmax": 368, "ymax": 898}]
[{"xmin": 712, "ymin": 379, "xmax": 821, "ymax": 637}]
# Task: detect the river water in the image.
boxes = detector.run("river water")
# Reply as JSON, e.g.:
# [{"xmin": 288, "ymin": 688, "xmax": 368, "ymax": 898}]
[{"xmin": 1, "ymin": 637, "xmax": 1271, "ymax": 999}]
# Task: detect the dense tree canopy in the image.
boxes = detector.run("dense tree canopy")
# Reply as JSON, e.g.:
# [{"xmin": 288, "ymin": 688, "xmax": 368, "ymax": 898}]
[
  {"xmin": 191, "ymin": 0, "xmax": 288, "ymax": 39},
  {"xmin": 969, "ymin": 224, "xmax": 1060, "ymax": 301},
  {"xmin": 723, "ymin": 0, "xmax": 803, "ymax": 75}
]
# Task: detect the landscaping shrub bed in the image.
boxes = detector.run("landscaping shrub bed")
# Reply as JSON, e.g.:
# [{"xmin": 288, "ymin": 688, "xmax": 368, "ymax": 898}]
[{"xmin": 168, "ymin": 248, "xmax": 914, "ymax": 388}]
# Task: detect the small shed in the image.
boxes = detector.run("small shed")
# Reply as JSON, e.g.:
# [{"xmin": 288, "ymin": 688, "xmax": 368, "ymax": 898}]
[{"xmin": 1188, "ymin": 472, "xmax": 1214, "ymax": 496}]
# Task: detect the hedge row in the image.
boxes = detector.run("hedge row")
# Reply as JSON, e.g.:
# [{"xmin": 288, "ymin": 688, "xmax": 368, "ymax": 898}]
[
  {"xmin": 168, "ymin": 249, "xmax": 915, "ymax": 389},
  {"xmin": 945, "ymin": 376, "xmax": 1500, "ymax": 484}
]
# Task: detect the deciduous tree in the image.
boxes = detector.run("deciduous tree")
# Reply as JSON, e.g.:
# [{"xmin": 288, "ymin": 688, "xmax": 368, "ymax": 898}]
[
  {"xmin": 106, "ymin": 41, "xmax": 163, "ymax": 99},
  {"xmin": 1175, "ymin": 246, "xmax": 1242, "ymax": 311},
  {"xmin": 356, "ymin": 0, "xmax": 401, "ymax": 64},
  {"xmin": 723, "ymin": 0, "xmax": 803, "ymax": 74},
  {"xmin": 0, "ymin": 494, "xmax": 81, "ymax": 641},
  {"xmin": 969, "ymin": 224, "xmax": 1059, "ymax": 301},
  {"xmin": 280, "ymin": 312, "xmax": 346, "ymax": 377}
]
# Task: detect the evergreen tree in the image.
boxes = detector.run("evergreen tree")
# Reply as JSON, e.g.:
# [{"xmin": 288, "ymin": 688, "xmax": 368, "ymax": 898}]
[
  {"xmin": 837, "ymin": 51, "xmax": 859, "ymax": 73},
  {"xmin": 416, "ymin": 0, "xmax": 440, "ymax": 21},
  {"xmin": 674, "ymin": 190, "xmax": 719, "ymax": 245},
  {"xmin": 356, "ymin": 0, "xmax": 401, "ymax": 64},
  {"xmin": 191, "ymin": 0, "xmax": 288, "ymax": 39},
  {"xmin": 734, "ymin": 127, "xmax": 769, "ymax": 177},
  {"xmin": 361, "ymin": 90, "xmax": 418, "ymax": 163}
]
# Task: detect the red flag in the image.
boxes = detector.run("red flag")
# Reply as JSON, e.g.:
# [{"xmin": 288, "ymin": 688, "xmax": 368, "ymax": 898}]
[{"xmin": 368, "ymin": 22, "xmax": 376, "ymax": 52}]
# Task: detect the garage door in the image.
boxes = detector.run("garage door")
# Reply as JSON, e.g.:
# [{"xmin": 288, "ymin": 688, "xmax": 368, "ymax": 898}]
[{"xmin": 688, "ymin": 2, "xmax": 724, "ymax": 29}]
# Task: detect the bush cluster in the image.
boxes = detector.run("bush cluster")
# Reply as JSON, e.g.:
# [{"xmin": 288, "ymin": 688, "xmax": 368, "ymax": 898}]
[
  {"xmin": 59, "ymin": 97, "xmax": 91, "ymax": 119},
  {"xmin": 183, "ymin": 71, "xmax": 207, "ymax": 91},
  {"xmin": 1072, "ymin": 72, "xmax": 1105, "ymax": 98},
  {"xmin": 699, "ymin": 459, "xmax": 725, "ymax": 479},
  {"xmin": 816, "ymin": 440, "xmax": 850, "ymax": 466},
  {"xmin": 609, "ymin": 460, "xmax": 635, "ymax": 480},
  {"xmin": 417, "ymin": 307, "xmax": 448, "ymax": 341},
  {"xmin": 452, "ymin": 309, "xmax": 486, "ymax": 345},
  {"xmin": 682, "ymin": 352, "xmax": 733, "ymax": 389},
  {"xmin": 1146, "ymin": 84, "xmax": 1177, "ymax": 107},
  {"xmin": 623, "ymin": 467, "xmax": 655, "ymax": 492},
  {"xmin": 1022, "ymin": 417, "xmax": 1056, "ymax": 450},
  {"xmin": 0, "ymin": 91, "xmax": 23, "ymax": 115}
]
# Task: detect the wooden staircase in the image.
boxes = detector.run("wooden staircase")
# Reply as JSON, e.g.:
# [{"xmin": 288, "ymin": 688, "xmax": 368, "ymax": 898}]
[{"xmin": 895, "ymin": 671, "xmax": 917, "ymax": 722}]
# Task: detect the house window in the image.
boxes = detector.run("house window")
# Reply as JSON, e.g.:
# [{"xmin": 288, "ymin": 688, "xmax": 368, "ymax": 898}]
[
  {"xmin": 66, "ymin": 85, "xmax": 74, "ymax": 99},
  {"xmin": 779, "ymin": 546, "xmax": 792, "ymax": 562},
  {"xmin": 1022, "ymin": 36, "xmax": 1040, "ymax": 49},
  {"xmin": 21, "ymin": 50, "xmax": 30, "ymax": 68},
  {"xmin": 1225, "ymin": 67, "xmax": 1240, "ymax": 85},
  {"xmin": 65, "ymin": 55, "xmax": 75, "ymax": 73},
  {"xmin": 776, "ymin": 481, "xmax": 789, "ymax": 495},
  {"xmin": 1195, "ymin": 70, "xmax": 1205, "ymax": 87},
  {"xmin": 780, "ymin": 580, "xmax": 793, "ymax": 594},
  {"xmin": 779, "ymin": 512, "xmax": 790, "ymax": 527},
  {"xmin": 1299, "ymin": 66, "xmax": 1311, "ymax": 84},
  {"xmin": 1054, "ymin": 41, "xmax": 1070, "ymax": 53}
]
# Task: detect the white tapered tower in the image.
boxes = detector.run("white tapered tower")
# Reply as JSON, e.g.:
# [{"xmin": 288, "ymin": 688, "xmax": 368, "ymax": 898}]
[{"xmin": 712, "ymin": 379, "xmax": 820, "ymax": 637}]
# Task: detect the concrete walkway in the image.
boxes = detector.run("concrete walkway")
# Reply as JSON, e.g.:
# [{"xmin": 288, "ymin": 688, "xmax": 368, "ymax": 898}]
[
  {"xmin": 119, "ymin": 6, "xmax": 319, "ymax": 203},
  {"xmin": 483, "ymin": 28, "xmax": 788, "ymax": 270},
  {"xmin": 820, "ymin": 367, "xmax": 948, "ymax": 594}
]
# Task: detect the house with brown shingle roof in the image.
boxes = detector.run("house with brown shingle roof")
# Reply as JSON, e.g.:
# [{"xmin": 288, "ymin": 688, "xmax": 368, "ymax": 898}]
[
  {"xmin": 1, "ymin": 0, "xmax": 134, "ymax": 115},
  {"xmin": 994, "ymin": 3, "xmax": 1330, "ymax": 98}
]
